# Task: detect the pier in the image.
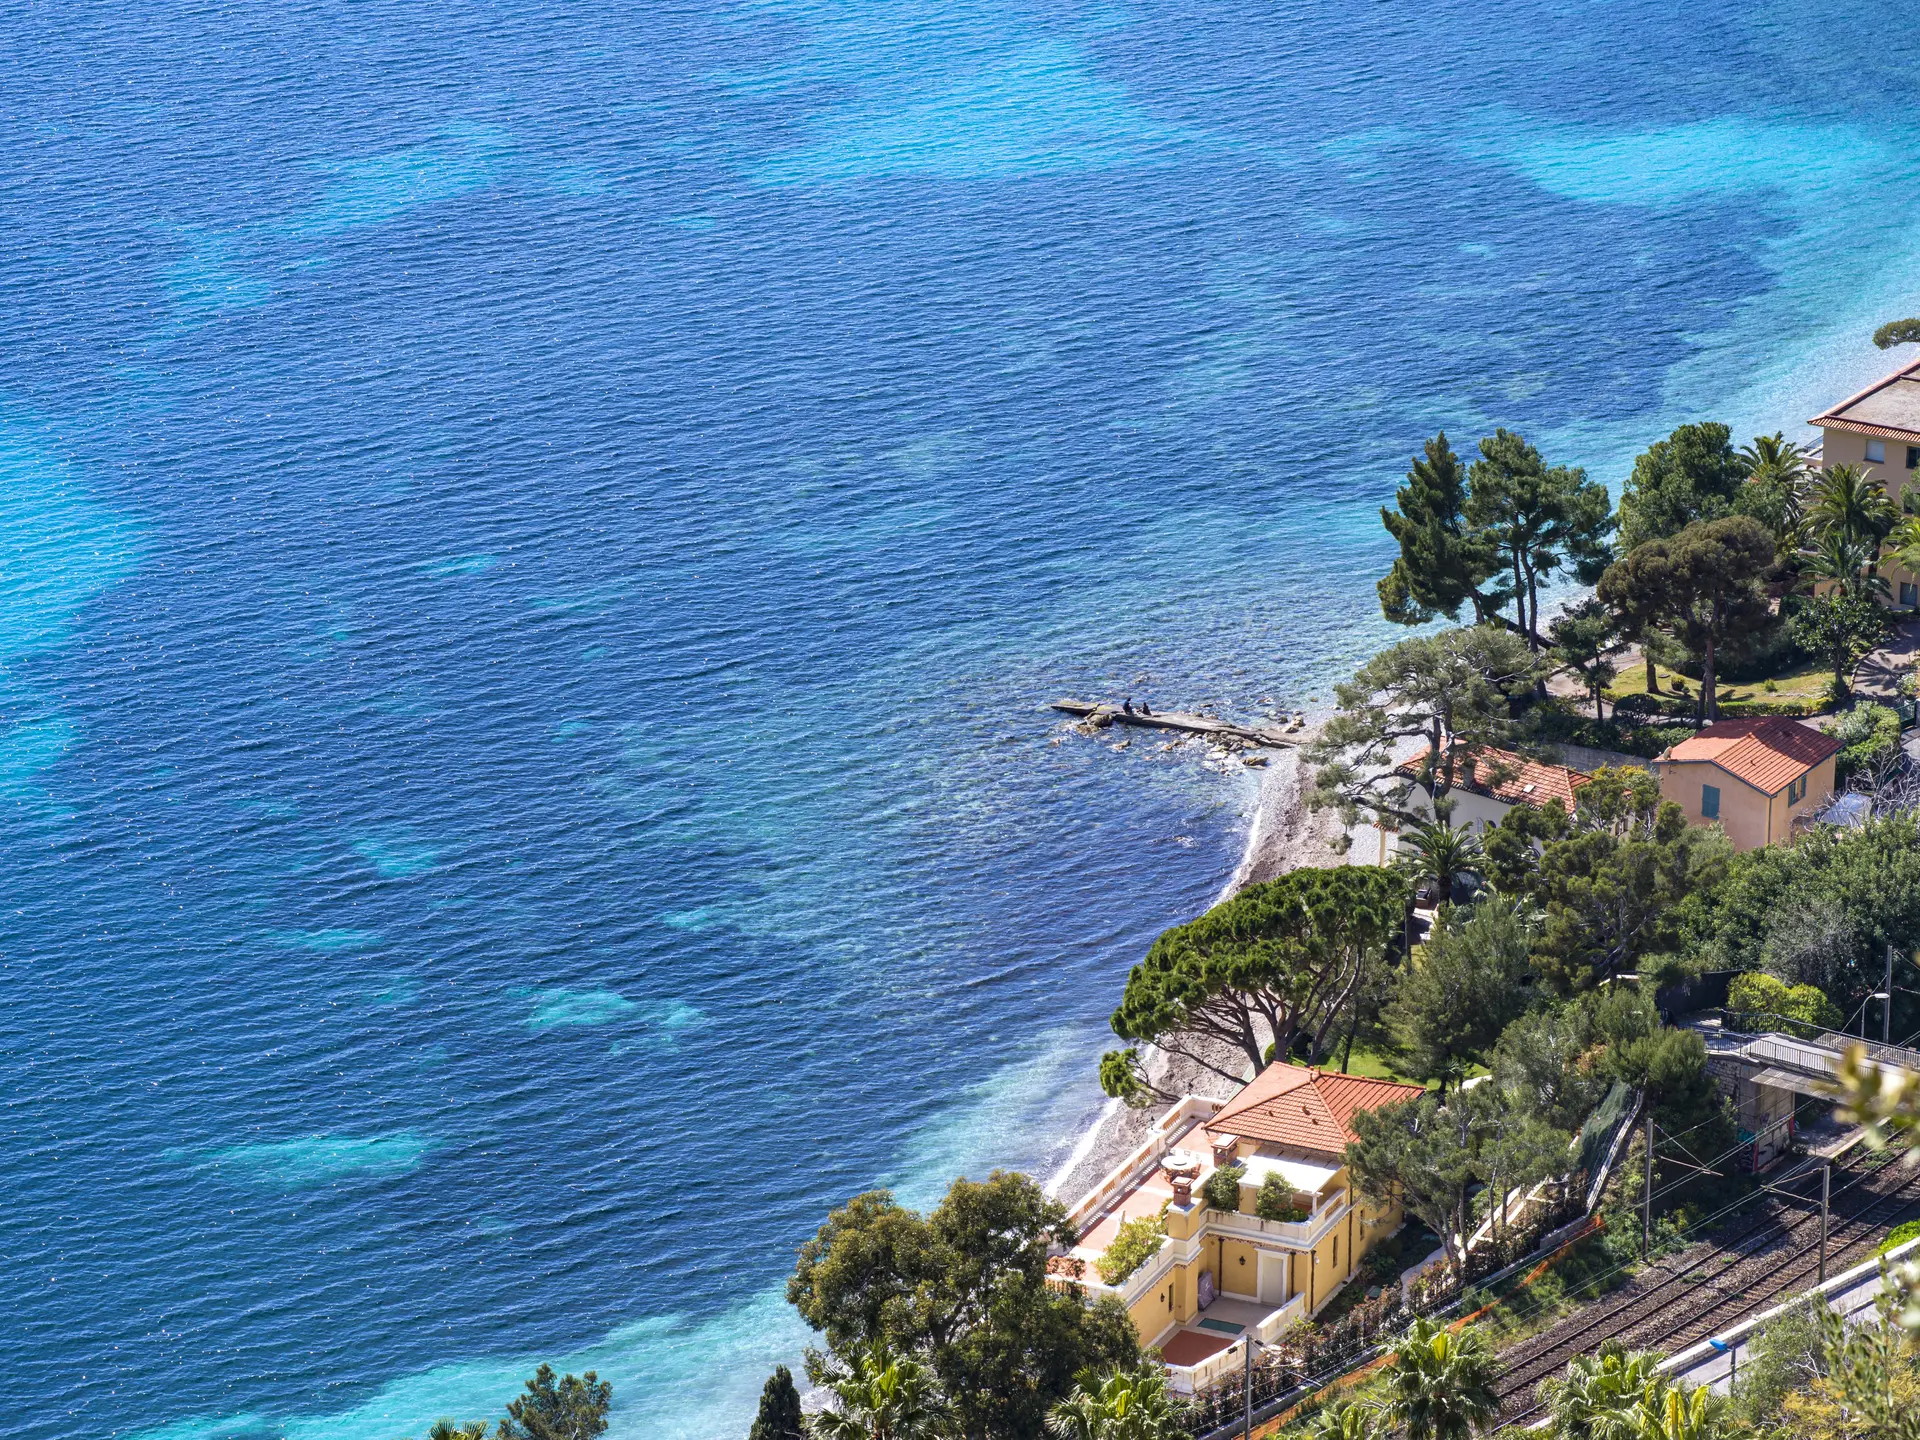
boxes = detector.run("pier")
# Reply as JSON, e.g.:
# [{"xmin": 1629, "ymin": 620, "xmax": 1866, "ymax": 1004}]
[{"xmin": 1049, "ymin": 700, "xmax": 1299, "ymax": 749}]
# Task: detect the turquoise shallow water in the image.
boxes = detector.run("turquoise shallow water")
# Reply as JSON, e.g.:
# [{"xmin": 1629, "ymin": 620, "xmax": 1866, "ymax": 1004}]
[{"xmin": 5, "ymin": 3, "xmax": 1920, "ymax": 1437}]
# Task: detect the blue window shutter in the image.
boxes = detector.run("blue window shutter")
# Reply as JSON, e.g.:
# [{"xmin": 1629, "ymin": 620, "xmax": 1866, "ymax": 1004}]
[{"xmin": 1702, "ymin": 784, "xmax": 1720, "ymax": 819}]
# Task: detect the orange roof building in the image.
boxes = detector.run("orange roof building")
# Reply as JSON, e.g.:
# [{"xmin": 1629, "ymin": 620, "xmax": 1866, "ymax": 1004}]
[
  {"xmin": 1056, "ymin": 1062, "xmax": 1428, "ymax": 1381},
  {"xmin": 1206, "ymin": 1064, "xmax": 1424, "ymax": 1162},
  {"xmin": 1651, "ymin": 717, "xmax": 1841, "ymax": 851},
  {"xmin": 1400, "ymin": 743, "xmax": 1590, "ymax": 811},
  {"xmin": 1379, "ymin": 747, "xmax": 1593, "ymax": 876},
  {"xmin": 1810, "ymin": 354, "xmax": 1920, "ymax": 447}
]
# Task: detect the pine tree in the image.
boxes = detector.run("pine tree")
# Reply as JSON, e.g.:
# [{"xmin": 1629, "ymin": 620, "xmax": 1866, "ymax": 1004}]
[
  {"xmin": 497, "ymin": 1365, "xmax": 611, "ymax": 1440},
  {"xmin": 1377, "ymin": 433, "xmax": 1505, "ymax": 628},
  {"xmin": 749, "ymin": 1365, "xmax": 804, "ymax": 1440}
]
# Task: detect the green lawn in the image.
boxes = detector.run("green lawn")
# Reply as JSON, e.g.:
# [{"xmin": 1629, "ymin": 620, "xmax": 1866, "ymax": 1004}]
[
  {"xmin": 1325, "ymin": 1042, "xmax": 1415, "ymax": 1084},
  {"xmin": 1606, "ymin": 655, "xmax": 1835, "ymax": 709},
  {"xmin": 1320, "ymin": 1042, "xmax": 1485, "ymax": 1088}
]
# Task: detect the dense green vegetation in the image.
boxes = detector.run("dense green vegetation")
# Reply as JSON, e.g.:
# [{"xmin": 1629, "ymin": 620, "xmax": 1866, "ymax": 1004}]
[
  {"xmin": 1100, "ymin": 865, "xmax": 1409, "ymax": 1105},
  {"xmin": 784, "ymin": 1172, "xmax": 1140, "ymax": 1440},
  {"xmin": 423, "ymin": 1365, "xmax": 613, "ymax": 1440},
  {"xmin": 775, "ymin": 412, "xmax": 1920, "ymax": 1440},
  {"xmin": 1723, "ymin": 1291, "xmax": 1920, "ymax": 1438},
  {"xmin": 1381, "ymin": 419, "xmax": 1910, "ymax": 721},
  {"xmin": 750, "ymin": 1366, "xmax": 806, "ymax": 1440}
]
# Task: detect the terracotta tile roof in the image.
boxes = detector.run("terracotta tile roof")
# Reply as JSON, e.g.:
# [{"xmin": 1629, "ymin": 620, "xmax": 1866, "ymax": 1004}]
[
  {"xmin": 1205, "ymin": 1064, "xmax": 1424, "ymax": 1160},
  {"xmin": 1658, "ymin": 718, "xmax": 1842, "ymax": 795},
  {"xmin": 1398, "ymin": 744, "xmax": 1591, "ymax": 809},
  {"xmin": 1810, "ymin": 356, "xmax": 1920, "ymax": 441}
]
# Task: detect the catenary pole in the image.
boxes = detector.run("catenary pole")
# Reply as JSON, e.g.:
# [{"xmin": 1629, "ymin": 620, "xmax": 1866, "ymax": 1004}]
[
  {"xmin": 1819, "ymin": 1162, "xmax": 1831, "ymax": 1283},
  {"xmin": 1242, "ymin": 1336, "xmax": 1253, "ymax": 1440},
  {"xmin": 1887, "ymin": 944, "xmax": 1895, "ymax": 1045},
  {"xmin": 1643, "ymin": 1112, "xmax": 1655, "ymax": 1258}
]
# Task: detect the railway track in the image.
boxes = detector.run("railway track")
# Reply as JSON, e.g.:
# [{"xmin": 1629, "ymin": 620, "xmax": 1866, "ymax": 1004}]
[{"xmin": 1486, "ymin": 1146, "xmax": 1920, "ymax": 1430}]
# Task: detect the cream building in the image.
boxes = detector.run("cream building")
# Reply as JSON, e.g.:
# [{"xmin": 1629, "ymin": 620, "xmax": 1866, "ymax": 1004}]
[
  {"xmin": 1649, "ymin": 717, "xmax": 1840, "ymax": 851},
  {"xmin": 1054, "ymin": 1064, "xmax": 1421, "ymax": 1392},
  {"xmin": 1811, "ymin": 355, "xmax": 1920, "ymax": 606}
]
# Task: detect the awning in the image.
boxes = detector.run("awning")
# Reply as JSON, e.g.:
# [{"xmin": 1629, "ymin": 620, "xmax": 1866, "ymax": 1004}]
[
  {"xmin": 1745, "ymin": 1065, "xmax": 1837, "ymax": 1099},
  {"xmin": 1239, "ymin": 1154, "xmax": 1340, "ymax": 1194}
]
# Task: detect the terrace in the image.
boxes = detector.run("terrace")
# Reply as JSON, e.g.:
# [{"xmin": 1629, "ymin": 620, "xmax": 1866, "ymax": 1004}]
[{"xmin": 1054, "ymin": 1098, "xmax": 1354, "ymax": 1392}]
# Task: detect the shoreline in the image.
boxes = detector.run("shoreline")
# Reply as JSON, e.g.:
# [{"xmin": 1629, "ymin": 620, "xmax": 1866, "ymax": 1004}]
[{"xmin": 1046, "ymin": 742, "xmax": 1347, "ymax": 1209}]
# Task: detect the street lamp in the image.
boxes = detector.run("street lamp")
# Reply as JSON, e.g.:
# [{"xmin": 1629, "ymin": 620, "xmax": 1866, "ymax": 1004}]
[{"xmin": 1866, "ymin": 992, "xmax": 1891, "ymax": 1041}]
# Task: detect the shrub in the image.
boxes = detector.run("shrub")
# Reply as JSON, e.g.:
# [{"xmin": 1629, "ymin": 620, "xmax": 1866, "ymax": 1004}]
[
  {"xmin": 1642, "ymin": 723, "xmax": 1698, "ymax": 755},
  {"xmin": 1097, "ymin": 1214, "xmax": 1166, "ymax": 1285},
  {"xmin": 1879, "ymin": 1219, "xmax": 1920, "ymax": 1256},
  {"xmin": 1202, "ymin": 1162, "xmax": 1245, "ymax": 1213},
  {"xmin": 1521, "ymin": 702, "xmax": 1696, "ymax": 759},
  {"xmin": 1364, "ymin": 1242, "xmax": 1403, "ymax": 1283},
  {"xmin": 1613, "ymin": 690, "xmax": 1690, "ymax": 718},
  {"xmin": 1728, "ymin": 972, "xmax": 1843, "ymax": 1037},
  {"xmin": 1616, "ymin": 692, "xmax": 1828, "ymax": 720},
  {"xmin": 1728, "ymin": 1300, "xmax": 1829, "ymax": 1435},
  {"xmin": 1825, "ymin": 702, "xmax": 1902, "ymax": 783},
  {"xmin": 1715, "ymin": 696, "xmax": 1828, "ymax": 717},
  {"xmin": 1255, "ymin": 1173, "xmax": 1309, "ymax": 1223}
]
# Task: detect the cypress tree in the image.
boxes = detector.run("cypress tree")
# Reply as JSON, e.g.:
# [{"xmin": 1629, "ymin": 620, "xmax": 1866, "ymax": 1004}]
[{"xmin": 748, "ymin": 1364, "xmax": 804, "ymax": 1440}]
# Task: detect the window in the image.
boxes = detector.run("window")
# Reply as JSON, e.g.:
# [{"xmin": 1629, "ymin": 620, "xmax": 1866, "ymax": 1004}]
[
  {"xmin": 1906, "ymin": 445, "xmax": 1920, "ymax": 470},
  {"xmin": 1788, "ymin": 775, "xmax": 1807, "ymax": 805},
  {"xmin": 1701, "ymin": 784, "xmax": 1721, "ymax": 820},
  {"xmin": 1867, "ymin": 440, "xmax": 1887, "ymax": 464},
  {"xmin": 1903, "ymin": 581, "xmax": 1918, "ymax": 607}
]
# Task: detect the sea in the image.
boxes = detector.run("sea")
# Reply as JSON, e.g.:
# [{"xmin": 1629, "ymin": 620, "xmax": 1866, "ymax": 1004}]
[{"xmin": 4, "ymin": 2, "xmax": 1920, "ymax": 1437}]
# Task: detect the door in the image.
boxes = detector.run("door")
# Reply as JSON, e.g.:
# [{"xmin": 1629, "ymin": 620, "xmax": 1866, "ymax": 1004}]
[{"xmin": 1257, "ymin": 1251, "xmax": 1288, "ymax": 1305}]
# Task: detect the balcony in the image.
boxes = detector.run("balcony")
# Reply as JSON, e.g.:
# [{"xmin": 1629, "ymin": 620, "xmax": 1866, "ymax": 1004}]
[
  {"xmin": 1159, "ymin": 1293, "xmax": 1310, "ymax": 1394},
  {"xmin": 1203, "ymin": 1189, "xmax": 1349, "ymax": 1250}
]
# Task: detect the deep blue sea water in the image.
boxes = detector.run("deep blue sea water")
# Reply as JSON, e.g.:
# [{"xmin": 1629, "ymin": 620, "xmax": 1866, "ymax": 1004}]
[{"xmin": 6, "ymin": 3, "xmax": 1920, "ymax": 1437}]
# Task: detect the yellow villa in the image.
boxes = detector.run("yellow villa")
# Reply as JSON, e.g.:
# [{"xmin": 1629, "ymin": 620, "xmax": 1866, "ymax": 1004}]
[
  {"xmin": 1054, "ymin": 1064, "xmax": 1421, "ymax": 1392},
  {"xmin": 1811, "ymin": 354, "xmax": 1920, "ymax": 606},
  {"xmin": 1649, "ymin": 716, "xmax": 1840, "ymax": 851}
]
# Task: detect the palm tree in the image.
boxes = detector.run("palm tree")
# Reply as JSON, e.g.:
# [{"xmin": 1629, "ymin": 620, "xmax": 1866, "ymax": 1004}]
[
  {"xmin": 812, "ymin": 1350, "xmax": 945, "ymax": 1440},
  {"xmin": 1887, "ymin": 512, "xmax": 1920, "ymax": 583},
  {"xmin": 1737, "ymin": 432, "xmax": 1811, "ymax": 485},
  {"xmin": 1636, "ymin": 1382, "xmax": 1730, "ymax": 1440},
  {"xmin": 1801, "ymin": 529, "xmax": 1890, "ymax": 601},
  {"xmin": 1807, "ymin": 463, "xmax": 1897, "ymax": 549},
  {"xmin": 1380, "ymin": 1316, "xmax": 1500, "ymax": 1440},
  {"xmin": 1045, "ymin": 1366, "xmax": 1184, "ymax": 1440},
  {"xmin": 1736, "ymin": 433, "xmax": 1812, "ymax": 564},
  {"xmin": 428, "ymin": 1424, "xmax": 488, "ymax": 1440},
  {"xmin": 1306, "ymin": 1397, "xmax": 1387, "ymax": 1440},
  {"xmin": 1394, "ymin": 817, "xmax": 1485, "ymax": 906},
  {"xmin": 1537, "ymin": 1342, "xmax": 1666, "ymax": 1440}
]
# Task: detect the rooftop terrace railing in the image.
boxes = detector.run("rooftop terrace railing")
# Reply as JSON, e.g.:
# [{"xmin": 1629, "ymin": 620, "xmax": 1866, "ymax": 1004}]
[
  {"xmin": 1060, "ymin": 1093, "xmax": 1222, "ymax": 1233},
  {"xmin": 1203, "ymin": 1192, "xmax": 1349, "ymax": 1251}
]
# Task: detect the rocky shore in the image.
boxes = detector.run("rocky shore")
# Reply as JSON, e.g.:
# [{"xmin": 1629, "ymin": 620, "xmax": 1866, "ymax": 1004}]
[{"xmin": 1047, "ymin": 741, "xmax": 1347, "ymax": 1208}]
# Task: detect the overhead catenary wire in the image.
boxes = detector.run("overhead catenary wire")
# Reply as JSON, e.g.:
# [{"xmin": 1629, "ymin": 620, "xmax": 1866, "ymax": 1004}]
[{"xmin": 1205, "ymin": 1143, "xmax": 1910, "ymax": 1440}]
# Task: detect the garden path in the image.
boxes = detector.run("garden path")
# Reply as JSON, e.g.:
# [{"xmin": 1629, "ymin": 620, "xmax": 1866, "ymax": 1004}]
[{"xmin": 1854, "ymin": 613, "xmax": 1920, "ymax": 701}]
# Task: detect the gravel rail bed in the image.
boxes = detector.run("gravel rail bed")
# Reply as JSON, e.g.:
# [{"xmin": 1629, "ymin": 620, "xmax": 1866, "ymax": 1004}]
[{"xmin": 1486, "ymin": 1147, "xmax": 1920, "ymax": 1430}]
